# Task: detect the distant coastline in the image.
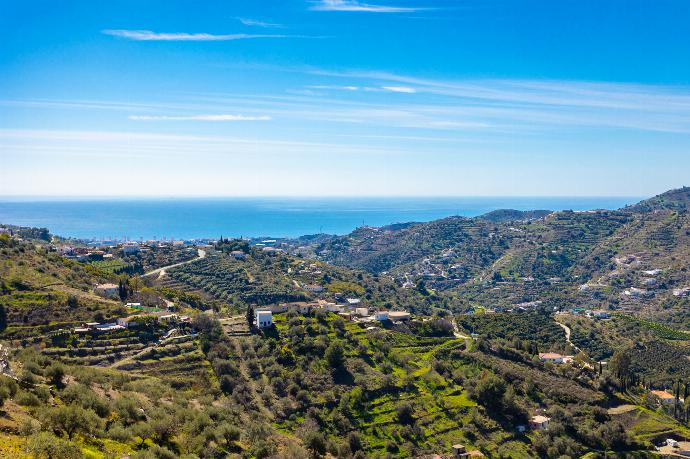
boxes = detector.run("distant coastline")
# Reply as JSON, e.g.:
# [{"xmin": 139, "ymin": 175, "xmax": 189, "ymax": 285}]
[{"xmin": 0, "ymin": 196, "xmax": 642, "ymax": 241}]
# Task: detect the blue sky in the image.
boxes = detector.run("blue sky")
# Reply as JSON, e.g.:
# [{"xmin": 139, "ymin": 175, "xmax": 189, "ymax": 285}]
[{"xmin": 1, "ymin": 0, "xmax": 690, "ymax": 197}]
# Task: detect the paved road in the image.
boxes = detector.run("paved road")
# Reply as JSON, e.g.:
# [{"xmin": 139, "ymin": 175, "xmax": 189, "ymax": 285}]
[{"xmin": 142, "ymin": 249, "xmax": 206, "ymax": 279}]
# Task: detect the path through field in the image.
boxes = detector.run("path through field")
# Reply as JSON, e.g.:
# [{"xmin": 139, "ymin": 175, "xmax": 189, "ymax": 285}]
[{"xmin": 142, "ymin": 249, "xmax": 206, "ymax": 279}]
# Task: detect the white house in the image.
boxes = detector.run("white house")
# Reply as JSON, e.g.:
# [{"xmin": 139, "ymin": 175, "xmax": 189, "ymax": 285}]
[
  {"xmin": 346, "ymin": 298, "xmax": 361, "ymax": 306},
  {"xmin": 539, "ymin": 352, "xmax": 568, "ymax": 364},
  {"xmin": 122, "ymin": 244, "xmax": 140, "ymax": 255},
  {"xmin": 304, "ymin": 284, "xmax": 325, "ymax": 294},
  {"xmin": 374, "ymin": 310, "xmax": 389, "ymax": 321},
  {"xmin": 94, "ymin": 283, "xmax": 119, "ymax": 298},
  {"xmin": 230, "ymin": 250, "xmax": 246, "ymax": 260},
  {"xmin": 256, "ymin": 310, "xmax": 273, "ymax": 328},
  {"xmin": 355, "ymin": 307, "xmax": 369, "ymax": 317},
  {"xmin": 322, "ymin": 303, "xmax": 344, "ymax": 313},
  {"xmin": 590, "ymin": 310, "xmax": 609, "ymax": 319},
  {"xmin": 389, "ymin": 311, "xmax": 411, "ymax": 321}
]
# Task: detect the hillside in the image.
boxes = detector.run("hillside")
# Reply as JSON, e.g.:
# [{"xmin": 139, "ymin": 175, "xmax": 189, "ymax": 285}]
[
  {"xmin": 1, "ymin": 236, "xmax": 686, "ymax": 458},
  {"xmin": 2, "ymin": 189, "xmax": 690, "ymax": 458},
  {"xmin": 0, "ymin": 234, "xmax": 125, "ymax": 327},
  {"xmin": 626, "ymin": 186, "xmax": 690, "ymax": 213},
  {"xmin": 477, "ymin": 209, "xmax": 552, "ymax": 223},
  {"xmin": 299, "ymin": 189, "xmax": 690, "ymax": 326}
]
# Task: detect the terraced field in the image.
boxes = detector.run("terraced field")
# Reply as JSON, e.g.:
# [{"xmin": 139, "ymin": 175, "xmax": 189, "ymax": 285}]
[{"xmin": 161, "ymin": 254, "xmax": 307, "ymax": 307}]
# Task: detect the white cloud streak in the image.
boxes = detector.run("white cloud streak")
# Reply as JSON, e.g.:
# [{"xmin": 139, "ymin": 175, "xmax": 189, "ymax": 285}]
[
  {"xmin": 382, "ymin": 86, "xmax": 416, "ymax": 93},
  {"xmin": 237, "ymin": 18, "xmax": 283, "ymax": 28},
  {"xmin": 310, "ymin": 0, "xmax": 423, "ymax": 13},
  {"xmin": 102, "ymin": 29, "xmax": 289, "ymax": 41},
  {"xmin": 128, "ymin": 114, "xmax": 272, "ymax": 121}
]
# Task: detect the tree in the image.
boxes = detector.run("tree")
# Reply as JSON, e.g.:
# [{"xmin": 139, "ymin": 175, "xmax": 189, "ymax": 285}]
[
  {"xmin": 0, "ymin": 386, "xmax": 10, "ymax": 410},
  {"xmin": 44, "ymin": 404, "xmax": 102, "ymax": 440},
  {"xmin": 304, "ymin": 431, "xmax": 327, "ymax": 456},
  {"xmin": 26, "ymin": 431, "xmax": 83, "ymax": 459},
  {"xmin": 118, "ymin": 279, "xmax": 128, "ymax": 302},
  {"xmin": 396, "ymin": 403, "xmax": 415, "ymax": 425},
  {"xmin": 348, "ymin": 431, "xmax": 363, "ymax": 452},
  {"xmin": 216, "ymin": 422, "xmax": 240, "ymax": 446},
  {"xmin": 45, "ymin": 362, "xmax": 65, "ymax": 388},
  {"xmin": 609, "ymin": 350, "xmax": 632, "ymax": 387},
  {"xmin": 325, "ymin": 341, "xmax": 345, "ymax": 369},
  {"xmin": 470, "ymin": 371, "xmax": 507, "ymax": 412},
  {"xmin": 247, "ymin": 305, "xmax": 255, "ymax": 328}
]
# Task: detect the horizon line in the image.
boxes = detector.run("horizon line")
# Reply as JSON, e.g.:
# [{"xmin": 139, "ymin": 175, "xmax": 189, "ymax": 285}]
[{"xmin": 0, "ymin": 194, "xmax": 646, "ymax": 200}]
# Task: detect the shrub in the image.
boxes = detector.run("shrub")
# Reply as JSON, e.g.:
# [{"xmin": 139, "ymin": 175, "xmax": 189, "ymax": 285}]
[{"xmin": 26, "ymin": 431, "xmax": 83, "ymax": 459}]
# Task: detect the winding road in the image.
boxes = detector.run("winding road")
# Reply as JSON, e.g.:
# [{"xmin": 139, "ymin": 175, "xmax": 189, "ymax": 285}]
[
  {"xmin": 142, "ymin": 249, "xmax": 206, "ymax": 279},
  {"xmin": 452, "ymin": 318, "xmax": 470, "ymax": 339},
  {"xmin": 556, "ymin": 320, "xmax": 580, "ymax": 353}
]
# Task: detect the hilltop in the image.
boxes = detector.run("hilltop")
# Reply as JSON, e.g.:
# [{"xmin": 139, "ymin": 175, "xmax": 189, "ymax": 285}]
[
  {"xmin": 626, "ymin": 186, "xmax": 690, "ymax": 213},
  {"xmin": 298, "ymin": 188, "xmax": 690, "ymax": 324},
  {"xmin": 477, "ymin": 209, "xmax": 552, "ymax": 223}
]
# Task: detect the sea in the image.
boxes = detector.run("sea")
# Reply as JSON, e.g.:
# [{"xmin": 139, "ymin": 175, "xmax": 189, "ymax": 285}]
[{"xmin": 0, "ymin": 197, "xmax": 641, "ymax": 241}]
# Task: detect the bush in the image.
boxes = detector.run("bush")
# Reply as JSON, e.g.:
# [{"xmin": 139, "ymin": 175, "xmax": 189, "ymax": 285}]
[
  {"xmin": 26, "ymin": 431, "xmax": 83, "ymax": 459},
  {"xmin": 396, "ymin": 403, "xmax": 415, "ymax": 425},
  {"xmin": 325, "ymin": 341, "xmax": 345, "ymax": 369}
]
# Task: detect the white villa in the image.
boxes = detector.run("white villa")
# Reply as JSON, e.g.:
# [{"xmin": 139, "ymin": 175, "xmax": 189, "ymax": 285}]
[{"xmin": 256, "ymin": 310, "xmax": 273, "ymax": 328}]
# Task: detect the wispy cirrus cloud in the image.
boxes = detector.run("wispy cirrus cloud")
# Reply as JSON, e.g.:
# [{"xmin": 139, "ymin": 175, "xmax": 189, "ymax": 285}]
[
  {"xmin": 382, "ymin": 86, "xmax": 416, "ymax": 93},
  {"xmin": 128, "ymin": 114, "xmax": 271, "ymax": 121},
  {"xmin": 102, "ymin": 29, "xmax": 289, "ymax": 41},
  {"xmin": 237, "ymin": 17, "xmax": 283, "ymax": 28},
  {"xmin": 308, "ymin": 84, "xmax": 417, "ymax": 93},
  {"xmin": 310, "ymin": 0, "xmax": 423, "ymax": 13}
]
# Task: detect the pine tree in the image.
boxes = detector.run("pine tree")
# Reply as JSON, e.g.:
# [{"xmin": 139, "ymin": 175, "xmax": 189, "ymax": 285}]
[{"xmin": 246, "ymin": 305, "xmax": 255, "ymax": 328}]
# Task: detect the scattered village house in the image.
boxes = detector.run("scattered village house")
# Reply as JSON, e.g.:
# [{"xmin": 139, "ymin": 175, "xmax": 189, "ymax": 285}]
[
  {"xmin": 255, "ymin": 310, "xmax": 273, "ymax": 328},
  {"xmin": 538, "ymin": 352, "xmax": 573, "ymax": 364},
  {"xmin": 355, "ymin": 307, "xmax": 369, "ymax": 317},
  {"xmin": 389, "ymin": 311, "xmax": 412, "ymax": 322},
  {"xmin": 116, "ymin": 311, "xmax": 179, "ymax": 328},
  {"xmin": 230, "ymin": 250, "xmax": 246, "ymax": 260},
  {"xmin": 650, "ymin": 390, "xmax": 678, "ymax": 406},
  {"xmin": 529, "ymin": 415, "xmax": 550, "ymax": 430},
  {"xmin": 588, "ymin": 310, "xmax": 609, "ymax": 319},
  {"xmin": 374, "ymin": 310, "xmax": 389, "ymax": 321},
  {"xmin": 94, "ymin": 283, "xmax": 119, "ymax": 298},
  {"xmin": 304, "ymin": 284, "xmax": 325, "ymax": 294}
]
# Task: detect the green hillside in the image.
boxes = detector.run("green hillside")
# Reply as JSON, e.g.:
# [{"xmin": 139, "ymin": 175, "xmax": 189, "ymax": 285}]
[{"xmin": 2, "ymin": 189, "xmax": 690, "ymax": 457}]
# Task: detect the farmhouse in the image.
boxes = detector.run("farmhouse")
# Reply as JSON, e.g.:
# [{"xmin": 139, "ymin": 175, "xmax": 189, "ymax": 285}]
[
  {"xmin": 538, "ymin": 352, "xmax": 573, "ymax": 364},
  {"xmin": 256, "ymin": 310, "xmax": 273, "ymax": 328},
  {"xmin": 122, "ymin": 244, "xmax": 140, "ymax": 255},
  {"xmin": 320, "ymin": 303, "xmax": 344, "ymax": 313},
  {"xmin": 529, "ymin": 415, "xmax": 550, "ymax": 430},
  {"xmin": 116, "ymin": 311, "xmax": 179, "ymax": 328},
  {"xmin": 304, "ymin": 284, "xmax": 325, "ymax": 294},
  {"xmin": 374, "ymin": 310, "xmax": 389, "ymax": 321},
  {"xmin": 355, "ymin": 307, "xmax": 369, "ymax": 317},
  {"xmin": 94, "ymin": 283, "xmax": 119, "ymax": 298},
  {"xmin": 389, "ymin": 311, "xmax": 412, "ymax": 322},
  {"xmin": 589, "ymin": 310, "xmax": 609, "ymax": 319},
  {"xmin": 650, "ymin": 390, "xmax": 677, "ymax": 406},
  {"xmin": 230, "ymin": 250, "xmax": 246, "ymax": 260}
]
